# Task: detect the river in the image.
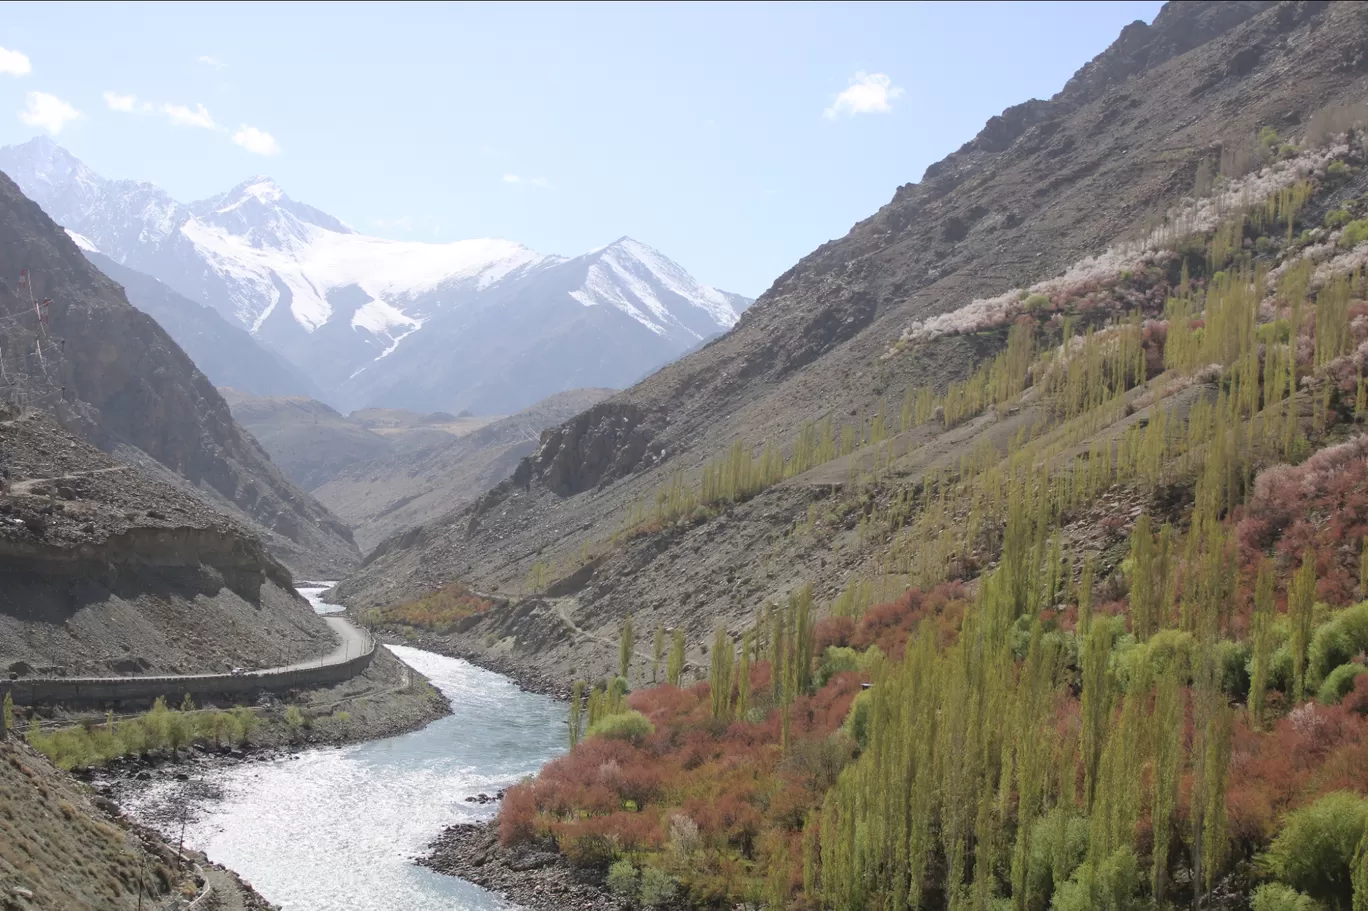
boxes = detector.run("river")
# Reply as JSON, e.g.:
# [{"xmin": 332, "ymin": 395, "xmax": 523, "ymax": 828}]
[{"xmin": 123, "ymin": 586, "xmax": 566, "ymax": 911}]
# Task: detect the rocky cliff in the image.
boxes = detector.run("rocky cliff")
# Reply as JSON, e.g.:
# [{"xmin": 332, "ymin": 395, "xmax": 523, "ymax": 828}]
[
  {"xmin": 0, "ymin": 404, "xmax": 334, "ymax": 677},
  {"xmin": 0, "ymin": 171, "xmax": 358, "ymax": 576}
]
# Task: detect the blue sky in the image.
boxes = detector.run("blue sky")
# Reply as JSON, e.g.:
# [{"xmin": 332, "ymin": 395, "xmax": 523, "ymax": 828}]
[{"xmin": 0, "ymin": 1, "xmax": 1162, "ymax": 298}]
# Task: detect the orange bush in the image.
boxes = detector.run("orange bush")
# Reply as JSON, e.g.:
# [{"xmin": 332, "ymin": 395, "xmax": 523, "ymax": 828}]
[{"xmin": 368, "ymin": 582, "xmax": 493, "ymax": 630}]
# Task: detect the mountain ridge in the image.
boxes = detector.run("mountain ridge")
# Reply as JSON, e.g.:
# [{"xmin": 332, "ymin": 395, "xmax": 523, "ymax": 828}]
[
  {"xmin": 0, "ymin": 140, "xmax": 752, "ymax": 414},
  {"xmin": 335, "ymin": 0, "xmax": 1368, "ymax": 661},
  {"xmin": 0, "ymin": 168, "xmax": 358, "ymax": 576}
]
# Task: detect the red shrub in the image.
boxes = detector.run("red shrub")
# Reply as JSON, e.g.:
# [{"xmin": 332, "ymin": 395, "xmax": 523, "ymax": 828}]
[
  {"xmin": 852, "ymin": 582, "xmax": 969, "ymax": 658},
  {"xmin": 1237, "ymin": 435, "xmax": 1368, "ymax": 610},
  {"xmin": 499, "ymin": 782, "xmax": 538, "ymax": 846},
  {"xmin": 1344, "ymin": 673, "xmax": 1368, "ymax": 716},
  {"xmin": 814, "ymin": 615, "xmax": 855, "ymax": 651}
]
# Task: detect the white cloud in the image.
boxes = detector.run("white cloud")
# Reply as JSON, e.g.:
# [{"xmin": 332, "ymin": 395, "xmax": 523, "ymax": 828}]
[
  {"xmin": 103, "ymin": 91, "xmax": 139, "ymax": 112},
  {"xmin": 232, "ymin": 125, "xmax": 281, "ymax": 156},
  {"xmin": 162, "ymin": 102, "xmax": 218, "ymax": 130},
  {"xmin": 0, "ymin": 47, "xmax": 31, "ymax": 76},
  {"xmin": 197, "ymin": 55, "xmax": 226, "ymax": 69},
  {"xmin": 823, "ymin": 71, "xmax": 903, "ymax": 119},
  {"xmin": 19, "ymin": 91, "xmax": 82, "ymax": 135},
  {"xmin": 503, "ymin": 173, "xmax": 550, "ymax": 188},
  {"xmin": 372, "ymin": 216, "xmax": 414, "ymax": 231}
]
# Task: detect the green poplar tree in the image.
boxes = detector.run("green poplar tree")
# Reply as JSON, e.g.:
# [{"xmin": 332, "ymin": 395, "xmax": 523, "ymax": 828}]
[
  {"xmin": 709, "ymin": 624, "xmax": 734, "ymax": 721},
  {"xmin": 667, "ymin": 628, "xmax": 685, "ymax": 686},
  {"xmin": 1249, "ymin": 558, "xmax": 1275, "ymax": 730},
  {"xmin": 652, "ymin": 625, "xmax": 665, "ymax": 683},
  {"xmin": 1290, "ymin": 550, "xmax": 1317, "ymax": 703},
  {"xmin": 1129, "ymin": 514, "xmax": 1156, "ymax": 639},
  {"xmin": 568, "ymin": 680, "xmax": 585, "ymax": 748},
  {"xmin": 1151, "ymin": 667, "xmax": 1183, "ymax": 903},
  {"xmin": 619, "ymin": 615, "xmax": 634, "ymax": 680},
  {"xmin": 1080, "ymin": 620, "xmax": 1113, "ymax": 812}
]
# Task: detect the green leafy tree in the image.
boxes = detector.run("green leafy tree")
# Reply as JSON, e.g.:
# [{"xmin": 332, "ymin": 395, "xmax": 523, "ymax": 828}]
[
  {"xmin": 1290, "ymin": 551, "xmax": 1318, "ymax": 703},
  {"xmin": 607, "ymin": 860, "xmax": 638, "ymax": 897},
  {"xmin": 667, "ymin": 628, "xmax": 685, "ymax": 686},
  {"xmin": 1250, "ymin": 558, "xmax": 1276, "ymax": 729},
  {"xmin": 619, "ymin": 615, "xmax": 635, "ymax": 680},
  {"xmin": 1264, "ymin": 791, "xmax": 1368, "ymax": 907},
  {"xmin": 568, "ymin": 680, "xmax": 585, "ymax": 749}
]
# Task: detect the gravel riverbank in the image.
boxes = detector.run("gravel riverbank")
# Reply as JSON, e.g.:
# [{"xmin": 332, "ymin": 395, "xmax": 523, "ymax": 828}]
[{"xmin": 419, "ymin": 820, "xmax": 621, "ymax": 911}]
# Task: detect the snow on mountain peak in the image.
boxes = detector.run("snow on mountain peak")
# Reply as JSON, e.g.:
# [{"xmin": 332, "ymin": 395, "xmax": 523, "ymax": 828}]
[
  {"xmin": 64, "ymin": 228, "xmax": 100, "ymax": 253},
  {"xmin": 0, "ymin": 138, "xmax": 754, "ymax": 412},
  {"xmin": 214, "ymin": 176, "xmax": 285, "ymax": 212},
  {"xmin": 570, "ymin": 236, "xmax": 744, "ymax": 338}
]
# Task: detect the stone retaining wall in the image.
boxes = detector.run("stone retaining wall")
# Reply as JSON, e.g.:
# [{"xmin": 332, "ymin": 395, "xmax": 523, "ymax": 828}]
[{"xmin": 2, "ymin": 636, "xmax": 376, "ymax": 708}]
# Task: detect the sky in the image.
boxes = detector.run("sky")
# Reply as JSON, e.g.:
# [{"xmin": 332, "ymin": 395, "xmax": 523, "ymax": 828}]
[{"xmin": 0, "ymin": 1, "xmax": 1163, "ymax": 299}]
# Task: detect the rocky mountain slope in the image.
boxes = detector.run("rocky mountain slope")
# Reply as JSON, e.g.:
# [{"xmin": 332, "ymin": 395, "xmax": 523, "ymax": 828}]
[
  {"xmin": 0, "ymin": 404, "xmax": 334, "ymax": 677},
  {"xmin": 0, "ymin": 169, "xmax": 357, "ymax": 577},
  {"xmin": 221, "ymin": 387, "xmax": 614, "ymax": 553},
  {"xmin": 0, "ymin": 734, "xmax": 279, "ymax": 911},
  {"xmin": 337, "ymin": 0, "xmax": 1368, "ymax": 679},
  {"xmin": 83, "ymin": 251, "xmax": 320, "ymax": 400},
  {"xmin": 219, "ymin": 389, "xmax": 397, "ymax": 492},
  {"xmin": 0, "ymin": 140, "xmax": 752, "ymax": 415},
  {"xmin": 312, "ymin": 387, "xmax": 615, "ymax": 553}
]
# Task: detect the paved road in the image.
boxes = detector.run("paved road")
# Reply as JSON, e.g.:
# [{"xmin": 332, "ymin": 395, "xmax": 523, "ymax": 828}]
[
  {"xmin": 16, "ymin": 616, "xmax": 373, "ymax": 688},
  {"xmin": 273, "ymin": 617, "xmax": 372, "ymax": 671}
]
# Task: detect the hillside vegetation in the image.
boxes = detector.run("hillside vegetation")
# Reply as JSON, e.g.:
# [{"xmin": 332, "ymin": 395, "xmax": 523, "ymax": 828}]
[
  {"xmin": 329, "ymin": 3, "xmax": 1368, "ymax": 908},
  {"xmin": 486, "ymin": 101, "xmax": 1368, "ymax": 909},
  {"xmin": 337, "ymin": 0, "xmax": 1368, "ymax": 688}
]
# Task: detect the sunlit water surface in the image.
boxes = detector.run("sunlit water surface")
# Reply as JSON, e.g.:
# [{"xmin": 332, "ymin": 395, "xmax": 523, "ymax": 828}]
[
  {"xmin": 123, "ymin": 590, "xmax": 566, "ymax": 911},
  {"xmin": 296, "ymin": 582, "xmax": 346, "ymax": 615}
]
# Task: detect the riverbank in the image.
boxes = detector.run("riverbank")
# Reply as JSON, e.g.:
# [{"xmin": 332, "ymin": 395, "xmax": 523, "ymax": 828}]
[
  {"xmin": 26, "ymin": 645, "xmax": 450, "ymax": 796},
  {"xmin": 419, "ymin": 820, "xmax": 622, "ymax": 911},
  {"xmin": 109, "ymin": 645, "xmax": 569, "ymax": 911}
]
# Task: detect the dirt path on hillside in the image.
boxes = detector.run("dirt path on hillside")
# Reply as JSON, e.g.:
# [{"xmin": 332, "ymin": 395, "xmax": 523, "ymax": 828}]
[{"xmin": 8, "ymin": 464, "xmax": 129, "ymax": 492}]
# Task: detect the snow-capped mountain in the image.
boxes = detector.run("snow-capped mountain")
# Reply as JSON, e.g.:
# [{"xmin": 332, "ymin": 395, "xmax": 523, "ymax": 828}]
[{"xmin": 0, "ymin": 137, "xmax": 751, "ymax": 413}]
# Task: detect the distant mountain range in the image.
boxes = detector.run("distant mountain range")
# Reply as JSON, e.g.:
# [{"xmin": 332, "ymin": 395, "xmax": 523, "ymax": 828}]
[
  {"xmin": 222, "ymin": 386, "xmax": 616, "ymax": 553},
  {"xmin": 0, "ymin": 137, "xmax": 751, "ymax": 414}
]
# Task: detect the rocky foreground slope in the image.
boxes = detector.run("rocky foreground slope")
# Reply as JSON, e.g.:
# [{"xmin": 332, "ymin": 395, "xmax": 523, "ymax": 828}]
[
  {"xmin": 0, "ymin": 735, "xmax": 278, "ymax": 910},
  {"xmin": 0, "ymin": 404, "xmax": 334, "ymax": 678},
  {"xmin": 0, "ymin": 170, "xmax": 357, "ymax": 577},
  {"xmin": 338, "ymin": 0, "xmax": 1368, "ymax": 681}
]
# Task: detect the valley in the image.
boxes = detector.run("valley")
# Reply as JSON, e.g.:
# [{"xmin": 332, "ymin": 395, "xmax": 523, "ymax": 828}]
[{"xmin": 4, "ymin": 2, "xmax": 1368, "ymax": 910}]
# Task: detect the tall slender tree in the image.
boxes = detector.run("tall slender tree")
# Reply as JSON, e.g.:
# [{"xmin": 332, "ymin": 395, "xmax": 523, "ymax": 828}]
[
  {"xmin": 568, "ymin": 680, "xmax": 585, "ymax": 749},
  {"xmin": 1290, "ymin": 550, "xmax": 1317, "ymax": 703},
  {"xmin": 1249, "ymin": 558, "xmax": 1275, "ymax": 730},
  {"xmin": 619, "ymin": 615, "xmax": 635, "ymax": 680},
  {"xmin": 667, "ymin": 628, "xmax": 685, "ymax": 686},
  {"xmin": 652, "ymin": 625, "xmax": 665, "ymax": 683}
]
